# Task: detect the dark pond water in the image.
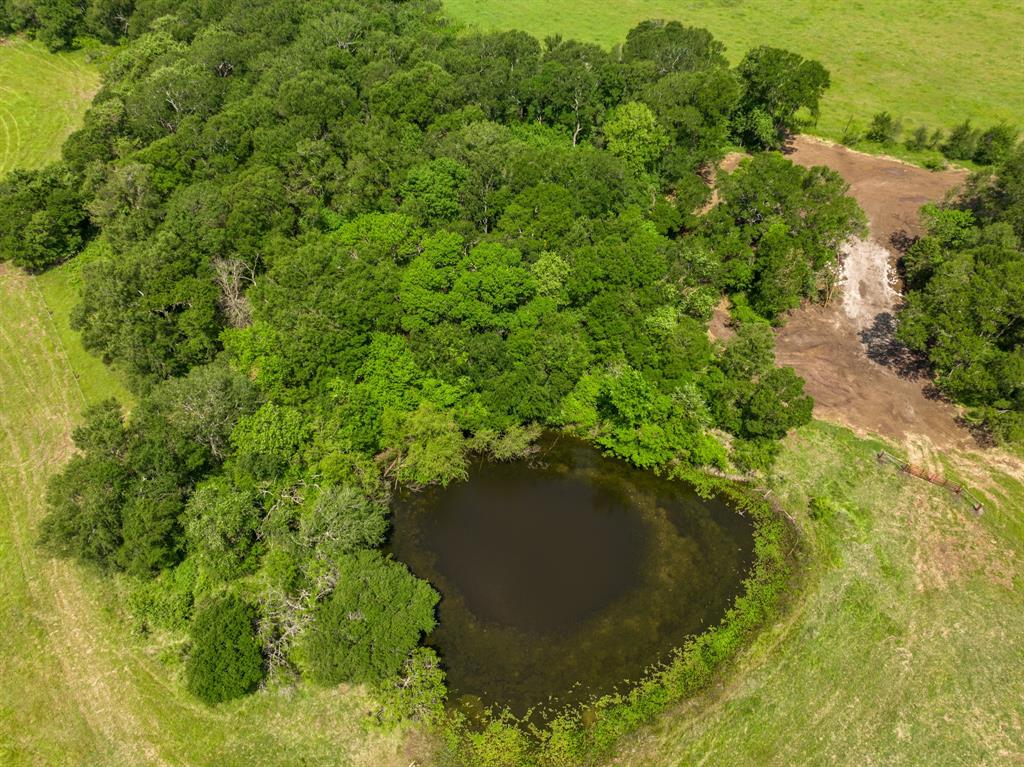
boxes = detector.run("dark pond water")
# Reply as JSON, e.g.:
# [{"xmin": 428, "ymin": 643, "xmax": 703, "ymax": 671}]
[{"xmin": 388, "ymin": 434, "xmax": 755, "ymax": 718}]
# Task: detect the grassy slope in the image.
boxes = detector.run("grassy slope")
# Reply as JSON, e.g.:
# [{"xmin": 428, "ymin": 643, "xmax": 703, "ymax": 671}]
[
  {"xmin": 614, "ymin": 422, "xmax": 1024, "ymax": 766},
  {"xmin": 443, "ymin": 0, "xmax": 1024, "ymax": 140},
  {"xmin": 0, "ymin": 38, "xmax": 99, "ymax": 172}
]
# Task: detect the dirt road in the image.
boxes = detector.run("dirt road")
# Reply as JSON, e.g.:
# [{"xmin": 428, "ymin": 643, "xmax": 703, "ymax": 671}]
[{"xmin": 786, "ymin": 136, "xmax": 967, "ymax": 245}]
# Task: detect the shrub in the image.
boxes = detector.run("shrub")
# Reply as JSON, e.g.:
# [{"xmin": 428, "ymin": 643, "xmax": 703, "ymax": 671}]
[
  {"xmin": 374, "ymin": 647, "xmax": 447, "ymax": 725},
  {"xmin": 942, "ymin": 120, "xmax": 979, "ymax": 161},
  {"xmin": 904, "ymin": 125, "xmax": 929, "ymax": 151},
  {"xmin": 301, "ymin": 550, "xmax": 438, "ymax": 686},
  {"xmin": 973, "ymin": 123, "xmax": 1019, "ymax": 166},
  {"xmin": 839, "ymin": 118, "xmax": 862, "ymax": 146},
  {"xmin": 0, "ymin": 165, "xmax": 89, "ymax": 271},
  {"xmin": 126, "ymin": 557, "xmax": 197, "ymax": 634},
  {"xmin": 185, "ymin": 594, "xmax": 264, "ymax": 704},
  {"xmin": 865, "ymin": 111, "xmax": 901, "ymax": 145}
]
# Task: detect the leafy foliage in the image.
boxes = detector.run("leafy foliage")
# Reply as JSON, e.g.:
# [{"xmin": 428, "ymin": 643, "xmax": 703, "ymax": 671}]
[
  {"xmin": 22, "ymin": 0, "xmax": 855, "ymax": 729},
  {"xmin": 0, "ymin": 165, "xmax": 89, "ymax": 270},
  {"xmin": 898, "ymin": 149, "xmax": 1024, "ymax": 442},
  {"xmin": 735, "ymin": 46, "xmax": 830, "ymax": 148},
  {"xmin": 301, "ymin": 551, "xmax": 438, "ymax": 686},
  {"xmin": 185, "ymin": 594, "xmax": 265, "ymax": 704}
]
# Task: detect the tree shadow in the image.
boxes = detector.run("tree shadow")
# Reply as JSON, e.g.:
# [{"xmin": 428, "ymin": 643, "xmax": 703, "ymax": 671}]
[
  {"xmin": 955, "ymin": 415, "xmax": 997, "ymax": 448},
  {"xmin": 858, "ymin": 311, "xmax": 933, "ymax": 380},
  {"xmin": 889, "ymin": 229, "xmax": 917, "ymax": 255}
]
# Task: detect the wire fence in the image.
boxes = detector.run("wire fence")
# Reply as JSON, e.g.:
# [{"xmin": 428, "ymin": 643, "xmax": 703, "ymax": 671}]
[{"xmin": 876, "ymin": 450, "xmax": 984, "ymax": 516}]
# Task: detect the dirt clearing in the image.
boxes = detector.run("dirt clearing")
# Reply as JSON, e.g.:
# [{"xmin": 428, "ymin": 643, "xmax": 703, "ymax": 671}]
[
  {"xmin": 771, "ymin": 137, "xmax": 976, "ymax": 450},
  {"xmin": 786, "ymin": 136, "xmax": 967, "ymax": 245}
]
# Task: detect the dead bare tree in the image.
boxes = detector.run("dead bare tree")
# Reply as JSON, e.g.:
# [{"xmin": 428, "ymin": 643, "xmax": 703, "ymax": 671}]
[{"xmin": 213, "ymin": 256, "xmax": 256, "ymax": 328}]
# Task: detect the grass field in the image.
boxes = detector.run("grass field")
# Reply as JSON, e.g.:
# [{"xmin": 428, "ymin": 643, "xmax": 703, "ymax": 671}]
[
  {"xmin": 617, "ymin": 423, "xmax": 1024, "ymax": 765},
  {"xmin": 444, "ymin": 0, "xmax": 1024, "ymax": 141},
  {"xmin": 0, "ymin": 38, "xmax": 99, "ymax": 172}
]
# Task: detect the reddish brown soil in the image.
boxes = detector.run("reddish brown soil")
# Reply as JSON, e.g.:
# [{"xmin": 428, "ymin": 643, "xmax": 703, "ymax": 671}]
[
  {"xmin": 771, "ymin": 136, "xmax": 976, "ymax": 449},
  {"xmin": 786, "ymin": 135, "xmax": 968, "ymax": 245}
]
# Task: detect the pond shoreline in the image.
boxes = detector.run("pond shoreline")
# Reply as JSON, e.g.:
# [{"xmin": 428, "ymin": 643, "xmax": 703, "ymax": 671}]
[{"xmin": 410, "ymin": 431, "xmax": 805, "ymax": 764}]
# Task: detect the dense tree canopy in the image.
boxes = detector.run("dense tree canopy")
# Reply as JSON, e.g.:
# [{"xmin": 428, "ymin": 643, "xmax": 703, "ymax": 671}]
[
  {"xmin": 13, "ymin": 0, "xmax": 865, "ymax": 714},
  {"xmin": 898, "ymin": 148, "xmax": 1024, "ymax": 442}
]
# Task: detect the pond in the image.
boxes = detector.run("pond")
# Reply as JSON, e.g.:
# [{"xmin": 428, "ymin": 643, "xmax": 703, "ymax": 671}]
[{"xmin": 388, "ymin": 434, "xmax": 755, "ymax": 719}]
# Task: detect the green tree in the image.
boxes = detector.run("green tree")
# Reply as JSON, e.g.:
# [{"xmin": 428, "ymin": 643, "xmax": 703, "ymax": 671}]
[
  {"xmin": 708, "ymin": 152, "xmax": 865, "ymax": 317},
  {"xmin": 380, "ymin": 402, "xmax": 468, "ymax": 487},
  {"xmin": 603, "ymin": 101, "xmax": 668, "ymax": 172},
  {"xmin": 942, "ymin": 120, "xmax": 980, "ymax": 161},
  {"xmin": 973, "ymin": 123, "xmax": 1019, "ymax": 166},
  {"xmin": 375, "ymin": 647, "xmax": 446, "ymax": 724},
  {"xmin": 36, "ymin": 0, "xmax": 84, "ymax": 50},
  {"xmin": 185, "ymin": 477, "xmax": 261, "ymax": 584},
  {"xmin": 736, "ymin": 47, "xmax": 830, "ymax": 148},
  {"xmin": 301, "ymin": 550, "xmax": 438, "ymax": 686},
  {"xmin": 186, "ymin": 594, "xmax": 265, "ymax": 704},
  {"xmin": 0, "ymin": 165, "xmax": 88, "ymax": 271},
  {"xmin": 622, "ymin": 20, "xmax": 727, "ymax": 75}
]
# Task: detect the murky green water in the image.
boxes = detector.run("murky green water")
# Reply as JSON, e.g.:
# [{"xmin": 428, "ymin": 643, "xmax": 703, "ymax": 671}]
[{"xmin": 389, "ymin": 434, "xmax": 754, "ymax": 718}]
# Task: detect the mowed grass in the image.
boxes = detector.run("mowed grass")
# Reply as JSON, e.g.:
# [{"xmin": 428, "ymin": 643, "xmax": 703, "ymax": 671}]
[
  {"xmin": 444, "ymin": 0, "xmax": 1024, "ymax": 140},
  {"xmin": 0, "ymin": 37, "xmax": 132, "ymax": 408},
  {"xmin": 34, "ymin": 246, "xmax": 135, "ymax": 409},
  {"xmin": 612, "ymin": 421, "xmax": 1024, "ymax": 766},
  {"xmin": 0, "ymin": 265, "xmax": 429, "ymax": 767},
  {"xmin": 0, "ymin": 37, "xmax": 99, "ymax": 172}
]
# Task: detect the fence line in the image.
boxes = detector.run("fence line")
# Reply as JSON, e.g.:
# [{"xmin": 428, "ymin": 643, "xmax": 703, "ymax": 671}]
[{"xmin": 876, "ymin": 451, "xmax": 984, "ymax": 515}]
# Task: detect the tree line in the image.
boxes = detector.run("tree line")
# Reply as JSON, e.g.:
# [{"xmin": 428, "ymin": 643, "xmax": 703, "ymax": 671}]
[
  {"xmin": 898, "ymin": 148, "xmax": 1024, "ymax": 442},
  {"xmin": 2, "ymin": 0, "xmax": 867, "ymax": 727}
]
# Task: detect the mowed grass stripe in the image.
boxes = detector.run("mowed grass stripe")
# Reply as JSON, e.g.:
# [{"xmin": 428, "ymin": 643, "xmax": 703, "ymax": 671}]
[
  {"xmin": 0, "ymin": 38, "xmax": 99, "ymax": 173},
  {"xmin": 443, "ymin": 0, "xmax": 1024, "ymax": 141},
  {"xmin": 0, "ymin": 262, "xmax": 417, "ymax": 767}
]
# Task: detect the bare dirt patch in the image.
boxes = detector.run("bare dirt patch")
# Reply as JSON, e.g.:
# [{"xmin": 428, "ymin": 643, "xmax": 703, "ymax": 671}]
[
  {"xmin": 700, "ymin": 151, "xmax": 747, "ymax": 215},
  {"xmin": 708, "ymin": 296, "xmax": 735, "ymax": 343},
  {"xmin": 773, "ymin": 136, "xmax": 977, "ymax": 450},
  {"xmin": 785, "ymin": 135, "xmax": 967, "ymax": 245}
]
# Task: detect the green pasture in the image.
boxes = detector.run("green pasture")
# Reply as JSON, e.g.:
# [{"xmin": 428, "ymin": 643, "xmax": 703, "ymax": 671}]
[
  {"xmin": 0, "ymin": 37, "xmax": 99, "ymax": 172},
  {"xmin": 618, "ymin": 421, "xmax": 1024, "ymax": 765},
  {"xmin": 444, "ymin": 0, "xmax": 1024, "ymax": 141}
]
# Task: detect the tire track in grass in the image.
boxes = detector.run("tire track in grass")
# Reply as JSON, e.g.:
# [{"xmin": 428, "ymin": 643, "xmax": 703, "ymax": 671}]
[
  {"xmin": 0, "ymin": 39, "xmax": 98, "ymax": 171},
  {"xmin": 0, "ymin": 266, "xmax": 169, "ymax": 766},
  {"xmin": 0, "ymin": 109, "xmax": 12, "ymax": 176}
]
